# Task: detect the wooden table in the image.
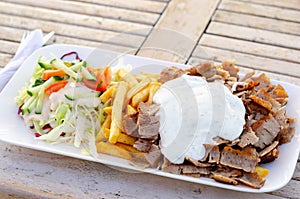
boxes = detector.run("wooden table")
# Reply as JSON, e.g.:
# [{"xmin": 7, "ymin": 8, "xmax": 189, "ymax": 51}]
[{"xmin": 0, "ymin": 0, "xmax": 299, "ymax": 198}]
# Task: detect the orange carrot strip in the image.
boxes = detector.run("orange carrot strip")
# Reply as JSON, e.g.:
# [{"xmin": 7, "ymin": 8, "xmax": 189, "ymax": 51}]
[
  {"xmin": 45, "ymin": 80, "xmax": 68, "ymax": 95},
  {"xmin": 41, "ymin": 70, "xmax": 66, "ymax": 80}
]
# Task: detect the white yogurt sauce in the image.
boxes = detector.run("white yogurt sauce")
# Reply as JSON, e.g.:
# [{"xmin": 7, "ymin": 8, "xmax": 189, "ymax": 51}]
[{"xmin": 153, "ymin": 75, "xmax": 245, "ymax": 164}]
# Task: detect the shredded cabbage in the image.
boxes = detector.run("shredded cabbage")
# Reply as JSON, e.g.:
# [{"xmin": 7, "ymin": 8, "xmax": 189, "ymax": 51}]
[{"xmin": 18, "ymin": 55, "xmax": 104, "ymax": 158}]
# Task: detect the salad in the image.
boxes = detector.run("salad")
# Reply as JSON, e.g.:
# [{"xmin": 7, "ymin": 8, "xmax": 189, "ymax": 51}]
[{"xmin": 15, "ymin": 52, "xmax": 112, "ymax": 157}]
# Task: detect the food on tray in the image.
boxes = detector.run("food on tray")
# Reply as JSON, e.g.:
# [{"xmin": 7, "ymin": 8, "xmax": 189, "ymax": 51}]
[{"xmin": 16, "ymin": 54, "xmax": 295, "ymax": 189}]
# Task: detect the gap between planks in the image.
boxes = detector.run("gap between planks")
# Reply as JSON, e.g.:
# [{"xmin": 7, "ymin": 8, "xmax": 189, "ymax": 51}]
[
  {"xmin": 0, "ymin": 25, "xmax": 136, "ymax": 54},
  {"xmin": 2, "ymin": 0, "xmax": 159, "ymax": 25},
  {"xmin": 188, "ymin": 56, "xmax": 300, "ymax": 87},
  {"xmin": 70, "ymin": 0, "xmax": 167, "ymax": 14},
  {"xmin": 219, "ymin": 0, "xmax": 300, "ymax": 23},
  {"xmin": 0, "ymin": 13, "xmax": 145, "ymax": 49},
  {"xmin": 206, "ymin": 22, "xmax": 300, "ymax": 50},
  {"xmin": 0, "ymin": 53, "xmax": 13, "ymax": 68},
  {"xmin": 199, "ymin": 34, "xmax": 300, "ymax": 64},
  {"xmin": 238, "ymin": 0, "xmax": 300, "ymax": 11},
  {"xmin": 0, "ymin": 1, "xmax": 152, "ymax": 37},
  {"xmin": 191, "ymin": 45, "xmax": 300, "ymax": 78},
  {"xmin": 212, "ymin": 10, "xmax": 300, "ymax": 36}
]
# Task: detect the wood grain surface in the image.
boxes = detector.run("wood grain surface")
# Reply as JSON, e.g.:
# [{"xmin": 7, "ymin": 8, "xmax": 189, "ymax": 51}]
[{"xmin": 0, "ymin": 0, "xmax": 299, "ymax": 198}]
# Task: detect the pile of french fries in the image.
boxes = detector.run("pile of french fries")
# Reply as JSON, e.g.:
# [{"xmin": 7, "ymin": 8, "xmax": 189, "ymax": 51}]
[{"xmin": 96, "ymin": 70, "xmax": 161, "ymax": 160}]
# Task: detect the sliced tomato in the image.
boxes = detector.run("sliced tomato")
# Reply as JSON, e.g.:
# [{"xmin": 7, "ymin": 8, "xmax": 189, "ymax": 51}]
[
  {"xmin": 45, "ymin": 80, "xmax": 68, "ymax": 95},
  {"xmin": 82, "ymin": 66, "xmax": 111, "ymax": 92}
]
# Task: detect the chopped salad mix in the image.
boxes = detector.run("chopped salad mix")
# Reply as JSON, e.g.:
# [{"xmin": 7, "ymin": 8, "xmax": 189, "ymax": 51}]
[{"xmin": 15, "ymin": 53, "xmax": 114, "ymax": 156}]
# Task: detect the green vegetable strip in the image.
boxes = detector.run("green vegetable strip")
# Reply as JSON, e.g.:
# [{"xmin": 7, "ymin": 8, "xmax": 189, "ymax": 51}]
[
  {"xmin": 35, "ymin": 89, "xmax": 45, "ymax": 114},
  {"xmin": 51, "ymin": 59, "xmax": 78, "ymax": 80},
  {"xmin": 27, "ymin": 77, "xmax": 56, "ymax": 95},
  {"xmin": 55, "ymin": 103, "xmax": 69, "ymax": 125},
  {"xmin": 33, "ymin": 120, "xmax": 45, "ymax": 135},
  {"xmin": 70, "ymin": 61, "xmax": 84, "ymax": 71}
]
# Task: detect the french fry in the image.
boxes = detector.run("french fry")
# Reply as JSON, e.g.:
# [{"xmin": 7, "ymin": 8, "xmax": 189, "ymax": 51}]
[
  {"xmin": 109, "ymin": 81, "xmax": 128, "ymax": 143},
  {"xmin": 255, "ymin": 166, "xmax": 269, "ymax": 178},
  {"xmin": 96, "ymin": 130, "xmax": 106, "ymax": 142},
  {"xmin": 115, "ymin": 143, "xmax": 144, "ymax": 154},
  {"xmin": 117, "ymin": 133, "xmax": 136, "ymax": 145},
  {"xmin": 135, "ymin": 74, "xmax": 147, "ymax": 82},
  {"xmin": 122, "ymin": 73, "xmax": 138, "ymax": 88},
  {"xmin": 103, "ymin": 106, "xmax": 112, "ymax": 115},
  {"xmin": 97, "ymin": 115, "xmax": 111, "ymax": 141},
  {"xmin": 127, "ymin": 104, "xmax": 137, "ymax": 115},
  {"xmin": 100, "ymin": 85, "xmax": 116, "ymax": 103},
  {"xmin": 126, "ymin": 78, "xmax": 150, "ymax": 100},
  {"xmin": 147, "ymin": 82, "xmax": 161, "ymax": 104},
  {"xmin": 104, "ymin": 127, "xmax": 110, "ymax": 139},
  {"xmin": 109, "ymin": 118, "xmax": 122, "ymax": 143},
  {"xmin": 116, "ymin": 67, "xmax": 131, "ymax": 80},
  {"xmin": 96, "ymin": 141, "xmax": 131, "ymax": 160},
  {"xmin": 140, "ymin": 72, "xmax": 160, "ymax": 79},
  {"xmin": 131, "ymin": 85, "xmax": 150, "ymax": 107}
]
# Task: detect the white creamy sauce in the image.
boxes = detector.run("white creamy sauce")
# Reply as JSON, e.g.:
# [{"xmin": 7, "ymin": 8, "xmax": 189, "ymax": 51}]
[{"xmin": 153, "ymin": 75, "xmax": 245, "ymax": 164}]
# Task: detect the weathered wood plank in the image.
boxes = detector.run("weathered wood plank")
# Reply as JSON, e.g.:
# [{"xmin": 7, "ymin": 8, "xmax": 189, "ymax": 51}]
[
  {"xmin": 0, "ymin": 2, "xmax": 151, "ymax": 36},
  {"xmin": 206, "ymin": 22, "xmax": 300, "ymax": 50},
  {"xmin": 271, "ymin": 180, "xmax": 300, "ymax": 199},
  {"xmin": 54, "ymin": 35, "xmax": 137, "ymax": 54},
  {"xmin": 148, "ymin": 0, "xmax": 170, "ymax": 2},
  {"xmin": 192, "ymin": 45, "xmax": 300, "ymax": 77},
  {"xmin": 293, "ymin": 162, "xmax": 300, "ymax": 181},
  {"xmin": 188, "ymin": 56, "xmax": 300, "ymax": 86},
  {"xmin": 0, "ymin": 25, "xmax": 136, "ymax": 54},
  {"xmin": 0, "ymin": 40, "xmax": 18, "ymax": 55},
  {"xmin": 219, "ymin": 0, "xmax": 300, "ymax": 23},
  {"xmin": 212, "ymin": 10, "xmax": 300, "ymax": 36},
  {"xmin": 240, "ymin": 0, "xmax": 300, "ymax": 11},
  {"xmin": 0, "ymin": 14, "xmax": 145, "ymax": 48},
  {"xmin": 138, "ymin": 0, "xmax": 220, "ymax": 63},
  {"xmin": 71, "ymin": 0, "xmax": 166, "ymax": 13},
  {"xmin": 2, "ymin": 0, "xmax": 159, "ymax": 25},
  {"xmin": 0, "ymin": 26, "xmax": 23, "ymax": 43},
  {"xmin": 0, "ymin": 53, "xmax": 13, "ymax": 68},
  {"xmin": 199, "ymin": 34, "xmax": 300, "ymax": 64}
]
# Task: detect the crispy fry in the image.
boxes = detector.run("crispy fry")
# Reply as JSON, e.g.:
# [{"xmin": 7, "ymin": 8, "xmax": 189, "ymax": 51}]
[
  {"xmin": 140, "ymin": 72, "xmax": 159, "ymax": 79},
  {"xmin": 104, "ymin": 127, "xmax": 110, "ymax": 139},
  {"xmin": 100, "ymin": 85, "xmax": 116, "ymax": 103},
  {"xmin": 131, "ymin": 85, "xmax": 150, "ymax": 107},
  {"xmin": 255, "ymin": 166, "xmax": 269, "ymax": 178},
  {"xmin": 116, "ymin": 67, "xmax": 131, "ymax": 81},
  {"xmin": 126, "ymin": 78, "xmax": 150, "ymax": 100},
  {"xmin": 147, "ymin": 82, "xmax": 161, "ymax": 104},
  {"xmin": 115, "ymin": 143, "xmax": 144, "ymax": 154},
  {"xmin": 109, "ymin": 81, "xmax": 128, "ymax": 143},
  {"xmin": 109, "ymin": 118, "xmax": 122, "ymax": 143},
  {"xmin": 96, "ymin": 141, "xmax": 131, "ymax": 160},
  {"xmin": 103, "ymin": 106, "xmax": 112, "ymax": 115},
  {"xmin": 97, "ymin": 115, "xmax": 111, "ymax": 141},
  {"xmin": 127, "ymin": 104, "xmax": 137, "ymax": 115},
  {"xmin": 111, "ymin": 81, "xmax": 128, "ymax": 127},
  {"xmin": 122, "ymin": 73, "xmax": 138, "ymax": 88},
  {"xmin": 117, "ymin": 133, "xmax": 136, "ymax": 145}
]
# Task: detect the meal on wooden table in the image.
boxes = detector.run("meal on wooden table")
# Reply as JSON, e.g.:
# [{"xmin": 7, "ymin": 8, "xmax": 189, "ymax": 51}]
[{"xmin": 15, "ymin": 52, "xmax": 295, "ymax": 189}]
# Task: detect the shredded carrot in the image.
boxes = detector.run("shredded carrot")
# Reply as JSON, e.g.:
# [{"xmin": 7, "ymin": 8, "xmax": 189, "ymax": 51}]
[
  {"xmin": 41, "ymin": 69, "xmax": 66, "ymax": 80},
  {"xmin": 45, "ymin": 80, "xmax": 68, "ymax": 95}
]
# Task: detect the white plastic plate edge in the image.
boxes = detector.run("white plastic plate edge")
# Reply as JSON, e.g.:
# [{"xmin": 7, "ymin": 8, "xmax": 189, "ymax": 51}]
[{"xmin": 0, "ymin": 44, "xmax": 299, "ymax": 193}]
